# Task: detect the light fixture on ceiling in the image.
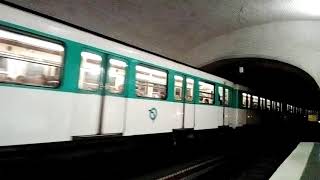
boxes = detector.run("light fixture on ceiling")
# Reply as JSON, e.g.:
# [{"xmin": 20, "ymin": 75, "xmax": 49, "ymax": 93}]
[
  {"xmin": 294, "ymin": 0, "xmax": 320, "ymax": 16},
  {"xmin": 239, "ymin": 66, "xmax": 244, "ymax": 73}
]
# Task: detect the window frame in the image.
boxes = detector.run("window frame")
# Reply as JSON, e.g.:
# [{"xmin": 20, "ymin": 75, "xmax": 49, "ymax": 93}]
[
  {"xmin": 135, "ymin": 63, "xmax": 168, "ymax": 100},
  {"xmin": 241, "ymin": 92, "xmax": 248, "ymax": 109},
  {"xmin": 78, "ymin": 50, "xmax": 104, "ymax": 92},
  {"xmin": 185, "ymin": 77, "xmax": 195, "ymax": 103},
  {"xmin": 0, "ymin": 26, "xmax": 66, "ymax": 89},
  {"xmin": 198, "ymin": 80, "xmax": 215, "ymax": 105},
  {"xmin": 247, "ymin": 93, "xmax": 252, "ymax": 109},
  {"xmin": 224, "ymin": 87, "xmax": 231, "ymax": 107},
  {"xmin": 105, "ymin": 56, "xmax": 129, "ymax": 96},
  {"xmin": 252, "ymin": 95, "xmax": 259, "ymax": 109},
  {"xmin": 172, "ymin": 73, "xmax": 187, "ymax": 102},
  {"xmin": 218, "ymin": 86, "xmax": 224, "ymax": 106}
]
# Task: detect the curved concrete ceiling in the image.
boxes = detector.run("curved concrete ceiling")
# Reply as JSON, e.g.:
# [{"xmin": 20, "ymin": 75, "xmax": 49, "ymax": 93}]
[{"xmin": 4, "ymin": 0, "xmax": 320, "ymax": 87}]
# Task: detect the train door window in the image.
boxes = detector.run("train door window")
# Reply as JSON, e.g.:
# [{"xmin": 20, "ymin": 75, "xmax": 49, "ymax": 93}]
[
  {"xmin": 174, "ymin": 75, "xmax": 184, "ymax": 101},
  {"xmin": 199, "ymin": 81, "xmax": 214, "ymax": 104},
  {"xmin": 224, "ymin": 88, "xmax": 229, "ymax": 106},
  {"xmin": 105, "ymin": 59, "xmax": 127, "ymax": 94},
  {"xmin": 218, "ymin": 86, "xmax": 223, "ymax": 105},
  {"xmin": 242, "ymin": 93, "xmax": 247, "ymax": 108},
  {"xmin": 135, "ymin": 65, "xmax": 167, "ymax": 99},
  {"xmin": 185, "ymin": 78, "xmax": 194, "ymax": 102},
  {"xmin": 252, "ymin": 96, "xmax": 258, "ymax": 109},
  {"xmin": 79, "ymin": 52, "xmax": 102, "ymax": 91},
  {"xmin": 266, "ymin": 99, "xmax": 271, "ymax": 110},
  {"xmin": 247, "ymin": 94, "xmax": 251, "ymax": 108},
  {"xmin": 0, "ymin": 28, "xmax": 64, "ymax": 87}
]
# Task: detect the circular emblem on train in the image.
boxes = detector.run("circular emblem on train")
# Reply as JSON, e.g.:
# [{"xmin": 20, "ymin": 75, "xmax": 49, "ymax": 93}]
[{"xmin": 149, "ymin": 108, "xmax": 158, "ymax": 121}]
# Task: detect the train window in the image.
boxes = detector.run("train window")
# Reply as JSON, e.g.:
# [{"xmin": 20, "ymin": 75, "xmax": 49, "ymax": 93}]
[
  {"xmin": 276, "ymin": 102, "xmax": 280, "ymax": 112},
  {"xmin": 185, "ymin": 78, "xmax": 194, "ymax": 102},
  {"xmin": 135, "ymin": 65, "xmax": 167, "ymax": 99},
  {"xmin": 78, "ymin": 52, "xmax": 102, "ymax": 91},
  {"xmin": 252, "ymin": 96, "xmax": 259, "ymax": 109},
  {"xmin": 0, "ymin": 29, "xmax": 64, "ymax": 87},
  {"xmin": 260, "ymin": 97, "xmax": 265, "ymax": 110},
  {"xmin": 224, "ymin": 88, "xmax": 229, "ymax": 106},
  {"xmin": 266, "ymin": 99, "xmax": 271, "ymax": 110},
  {"xmin": 273, "ymin": 101, "xmax": 277, "ymax": 111},
  {"xmin": 242, "ymin": 93, "xmax": 247, "ymax": 108},
  {"xmin": 247, "ymin": 94, "xmax": 251, "ymax": 108},
  {"xmin": 218, "ymin": 86, "xmax": 223, "ymax": 105},
  {"xmin": 199, "ymin": 81, "xmax": 214, "ymax": 104},
  {"xmin": 105, "ymin": 59, "xmax": 127, "ymax": 94},
  {"xmin": 174, "ymin": 75, "xmax": 184, "ymax": 101}
]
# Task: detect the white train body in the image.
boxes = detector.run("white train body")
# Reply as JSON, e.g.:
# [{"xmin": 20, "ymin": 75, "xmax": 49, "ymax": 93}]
[{"xmin": 0, "ymin": 3, "xmax": 301, "ymax": 147}]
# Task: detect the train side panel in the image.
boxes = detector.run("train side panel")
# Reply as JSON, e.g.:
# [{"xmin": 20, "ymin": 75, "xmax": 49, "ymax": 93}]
[
  {"xmin": 184, "ymin": 103, "xmax": 195, "ymax": 128},
  {"xmin": 124, "ymin": 99, "xmax": 183, "ymax": 136},
  {"xmin": 194, "ymin": 105, "xmax": 220, "ymax": 130},
  {"xmin": 102, "ymin": 96, "xmax": 126, "ymax": 134},
  {"xmin": 0, "ymin": 87, "xmax": 72, "ymax": 146},
  {"xmin": 70, "ymin": 93, "xmax": 100, "ymax": 136}
]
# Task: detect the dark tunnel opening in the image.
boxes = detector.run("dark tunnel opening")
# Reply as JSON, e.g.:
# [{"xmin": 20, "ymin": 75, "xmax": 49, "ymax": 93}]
[{"xmin": 201, "ymin": 58, "xmax": 320, "ymax": 110}]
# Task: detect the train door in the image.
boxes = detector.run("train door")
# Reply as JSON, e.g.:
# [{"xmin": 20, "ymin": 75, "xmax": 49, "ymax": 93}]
[
  {"xmin": 183, "ymin": 77, "xmax": 195, "ymax": 129},
  {"xmin": 98, "ymin": 56, "xmax": 128, "ymax": 135}
]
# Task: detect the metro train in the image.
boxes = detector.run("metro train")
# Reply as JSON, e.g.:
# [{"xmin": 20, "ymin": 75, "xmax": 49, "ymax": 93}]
[{"xmin": 0, "ymin": 3, "xmax": 314, "ymax": 147}]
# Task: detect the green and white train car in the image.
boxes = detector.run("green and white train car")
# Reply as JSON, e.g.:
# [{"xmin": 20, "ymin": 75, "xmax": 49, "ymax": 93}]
[{"xmin": 0, "ymin": 3, "xmax": 307, "ymax": 147}]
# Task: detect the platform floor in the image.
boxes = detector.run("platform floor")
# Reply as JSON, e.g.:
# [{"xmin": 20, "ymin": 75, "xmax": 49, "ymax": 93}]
[{"xmin": 270, "ymin": 142, "xmax": 319, "ymax": 180}]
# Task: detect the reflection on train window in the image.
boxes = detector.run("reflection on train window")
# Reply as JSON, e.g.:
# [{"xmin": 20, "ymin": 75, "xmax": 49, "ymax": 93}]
[
  {"xmin": 266, "ymin": 99, "xmax": 271, "ymax": 110},
  {"xmin": 224, "ymin": 88, "xmax": 229, "ymax": 106},
  {"xmin": 174, "ymin": 75, "xmax": 183, "ymax": 101},
  {"xmin": 242, "ymin": 93, "xmax": 247, "ymax": 108},
  {"xmin": 136, "ymin": 65, "xmax": 167, "ymax": 99},
  {"xmin": 185, "ymin": 78, "xmax": 194, "ymax": 102},
  {"xmin": 218, "ymin": 86, "xmax": 223, "ymax": 105},
  {"xmin": 79, "ymin": 52, "xmax": 102, "ymax": 91},
  {"xmin": 0, "ymin": 29, "xmax": 64, "ymax": 87},
  {"xmin": 106, "ymin": 59, "xmax": 127, "ymax": 94},
  {"xmin": 252, "ymin": 96, "xmax": 258, "ymax": 109},
  {"xmin": 199, "ymin": 81, "xmax": 214, "ymax": 104},
  {"xmin": 247, "ymin": 94, "xmax": 251, "ymax": 108}
]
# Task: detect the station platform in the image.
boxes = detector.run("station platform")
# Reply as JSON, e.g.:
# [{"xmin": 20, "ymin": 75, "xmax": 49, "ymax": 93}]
[{"xmin": 270, "ymin": 142, "xmax": 319, "ymax": 180}]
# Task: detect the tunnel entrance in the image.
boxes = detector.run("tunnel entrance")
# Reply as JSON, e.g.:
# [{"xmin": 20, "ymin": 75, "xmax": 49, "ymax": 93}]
[{"xmin": 201, "ymin": 58, "xmax": 320, "ymax": 111}]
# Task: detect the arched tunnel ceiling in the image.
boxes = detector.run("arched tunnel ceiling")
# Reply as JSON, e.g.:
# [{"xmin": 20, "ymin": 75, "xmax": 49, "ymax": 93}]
[{"xmin": 4, "ymin": 0, "xmax": 320, "ymax": 108}]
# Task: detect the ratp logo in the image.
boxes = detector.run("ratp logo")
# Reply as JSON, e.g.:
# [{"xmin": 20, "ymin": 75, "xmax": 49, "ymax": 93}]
[{"xmin": 149, "ymin": 108, "xmax": 158, "ymax": 121}]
